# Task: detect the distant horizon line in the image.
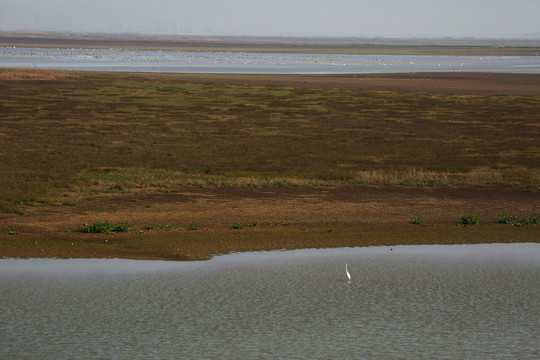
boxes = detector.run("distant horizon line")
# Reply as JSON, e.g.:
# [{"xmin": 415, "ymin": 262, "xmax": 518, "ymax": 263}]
[{"xmin": 1, "ymin": 29, "xmax": 540, "ymax": 42}]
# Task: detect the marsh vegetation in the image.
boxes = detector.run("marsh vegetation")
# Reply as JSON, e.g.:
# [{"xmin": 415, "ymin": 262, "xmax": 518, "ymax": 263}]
[
  {"xmin": 0, "ymin": 69, "xmax": 538, "ymax": 260},
  {"xmin": 1, "ymin": 70, "xmax": 538, "ymax": 209}
]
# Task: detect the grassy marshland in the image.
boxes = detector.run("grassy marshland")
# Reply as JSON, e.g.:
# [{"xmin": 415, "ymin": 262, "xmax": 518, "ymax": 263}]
[
  {"xmin": 1, "ymin": 70, "xmax": 538, "ymax": 205},
  {"xmin": 0, "ymin": 69, "xmax": 538, "ymax": 259}
]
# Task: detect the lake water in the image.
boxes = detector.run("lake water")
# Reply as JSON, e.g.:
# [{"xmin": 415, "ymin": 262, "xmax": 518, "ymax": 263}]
[
  {"xmin": 1, "ymin": 47, "xmax": 540, "ymax": 74},
  {"xmin": 1, "ymin": 243, "xmax": 539, "ymax": 359}
]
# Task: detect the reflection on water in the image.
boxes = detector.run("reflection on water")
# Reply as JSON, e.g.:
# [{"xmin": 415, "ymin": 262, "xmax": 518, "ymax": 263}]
[
  {"xmin": 1, "ymin": 244, "xmax": 539, "ymax": 359},
  {"xmin": 1, "ymin": 47, "xmax": 540, "ymax": 73}
]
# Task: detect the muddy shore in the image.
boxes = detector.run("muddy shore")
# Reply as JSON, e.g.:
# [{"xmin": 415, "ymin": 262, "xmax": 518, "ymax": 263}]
[{"xmin": 2, "ymin": 184, "xmax": 538, "ymax": 261}]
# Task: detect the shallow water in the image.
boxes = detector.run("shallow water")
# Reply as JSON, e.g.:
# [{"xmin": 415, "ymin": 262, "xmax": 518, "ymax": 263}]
[
  {"xmin": 1, "ymin": 243, "xmax": 539, "ymax": 359},
  {"xmin": 1, "ymin": 47, "xmax": 540, "ymax": 74}
]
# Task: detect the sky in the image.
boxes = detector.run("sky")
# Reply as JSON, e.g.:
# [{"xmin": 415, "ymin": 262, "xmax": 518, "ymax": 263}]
[{"xmin": 1, "ymin": 0, "xmax": 540, "ymax": 38}]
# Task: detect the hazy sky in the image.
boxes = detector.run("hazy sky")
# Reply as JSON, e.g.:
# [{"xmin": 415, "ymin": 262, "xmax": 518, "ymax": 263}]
[{"xmin": 1, "ymin": 0, "xmax": 540, "ymax": 38}]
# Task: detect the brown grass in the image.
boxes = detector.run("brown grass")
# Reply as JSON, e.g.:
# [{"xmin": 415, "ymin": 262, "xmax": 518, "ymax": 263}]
[
  {"xmin": 0, "ymin": 69, "xmax": 73, "ymax": 80},
  {"xmin": 0, "ymin": 70, "xmax": 538, "ymax": 260}
]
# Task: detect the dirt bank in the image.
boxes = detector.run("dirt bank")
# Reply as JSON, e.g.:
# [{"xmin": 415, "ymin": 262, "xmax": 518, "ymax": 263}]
[{"xmin": 1, "ymin": 185, "xmax": 538, "ymax": 260}]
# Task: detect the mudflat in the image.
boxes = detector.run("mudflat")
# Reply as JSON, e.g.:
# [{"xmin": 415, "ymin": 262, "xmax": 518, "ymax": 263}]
[
  {"xmin": 2, "ymin": 31, "xmax": 540, "ymax": 56},
  {"xmin": 1, "ymin": 69, "xmax": 538, "ymax": 260},
  {"xmin": 1, "ymin": 184, "xmax": 539, "ymax": 261}
]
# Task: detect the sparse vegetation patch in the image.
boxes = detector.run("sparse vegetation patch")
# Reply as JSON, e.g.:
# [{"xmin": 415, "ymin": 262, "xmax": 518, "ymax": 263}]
[
  {"xmin": 232, "ymin": 222, "xmax": 243, "ymax": 230},
  {"xmin": 112, "ymin": 222, "xmax": 131, "ymax": 233},
  {"xmin": 460, "ymin": 215, "xmax": 479, "ymax": 225},
  {"xmin": 0, "ymin": 201, "xmax": 24, "ymax": 215},
  {"xmin": 246, "ymin": 219, "xmax": 259, "ymax": 227},
  {"xmin": 78, "ymin": 221, "xmax": 132, "ymax": 234},
  {"xmin": 498, "ymin": 215, "xmax": 539, "ymax": 227},
  {"xmin": 498, "ymin": 215, "xmax": 519, "ymax": 224},
  {"xmin": 79, "ymin": 221, "xmax": 111, "ymax": 234}
]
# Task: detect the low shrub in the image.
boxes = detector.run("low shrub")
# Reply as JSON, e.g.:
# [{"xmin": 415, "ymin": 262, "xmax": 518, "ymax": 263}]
[
  {"xmin": 232, "ymin": 222, "xmax": 244, "ymax": 229},
  {"xmin": 498, "ymin": 215, "xmax": 538, "ymax": 227},
  {"xmin": 79, "ymin": 221, "xmax": 111, "ymax": 233},
  {"xmin": 112, "ymin": 222, "xmax": 131, "ymax": 232},
  {"xmin": 7, "ymin": 228, "xmax": 18, "ymax": 235},
  {"xmin": 498, "ymin": 215, "xmax": 519, "ymax": 224},
  {"xmin": 79, "ymin": 221, "xmax": 131, "ymax": 233},
  {"xmin": 140, "ymin": 224, "xmax": 171, "ymax": 231},
  {"xmin": 515, "ymin": 215, "xmax": 539, "ymax": 227},
  {"xmin": 460, "ymin": 215, "xmax": 479, "ymax": 225},
  {"xmin": 411, "ymin": 218, "xmax": 424, "ymax": 225},
  {"xmin": 246, "ymin": 219, "xmax": 259, "ymax": 227},
  {"xmin": 188, "ymin": 225, "xmax": 199, "ymax": 230}
]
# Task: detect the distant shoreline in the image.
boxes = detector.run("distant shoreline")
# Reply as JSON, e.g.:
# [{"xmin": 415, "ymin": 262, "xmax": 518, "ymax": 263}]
[{"xmin": 2, "ymin": 31, "xmax": 540, "ymax": 56}]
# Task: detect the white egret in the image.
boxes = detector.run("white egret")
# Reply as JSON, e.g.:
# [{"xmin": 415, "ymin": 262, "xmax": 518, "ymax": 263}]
[{"xmin": 345, "ymin": 263, "xmax": 351, "ymax": 280}]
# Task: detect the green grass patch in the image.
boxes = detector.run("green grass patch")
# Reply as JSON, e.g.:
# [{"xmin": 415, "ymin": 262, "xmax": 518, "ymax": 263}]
[
  {"xmin": 78, "ymin": 221, "xmax": 132, "ymax": 234},
  {"xmin": 231, "ymin": 219, "xmax": 259, "ymax": 230},
  {"xmin": 498, "ymin": 215, "xmax": 520, "ymax": 224},
  {"xmin": 79, "ymin": 221, "xmax": 112, "ymax": 234},
  {"xmin": 498, "ymin": 215, "xmax": 539, "ymax": 227},
  {"xmin": 246, "ymin": 219, "xmax": 260, "ymax": 227},
  {"xmin": 460, "ymin": 215, "xmax": 479, "ymax": 225},
  {"xmin": 112, "ymin": 222, "xmax": 131, "ymax": 233},
  {"xmin": 232, "ymin": 222, "xmax": 243, "ymax": 230}
]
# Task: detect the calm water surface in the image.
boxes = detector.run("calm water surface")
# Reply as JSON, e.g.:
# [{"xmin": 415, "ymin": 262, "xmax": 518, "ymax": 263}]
[
  {"xmin": 1, "ymin": 47, "xmax": 540, "ymax": 73},
  {"xmin": 1, "ymin": 243, "xmax": 539, "ymax": 359}
]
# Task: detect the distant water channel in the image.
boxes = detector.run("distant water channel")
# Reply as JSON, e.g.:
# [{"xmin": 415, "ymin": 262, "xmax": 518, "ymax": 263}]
[
  {"xmin": 1, "ymin": 243, "xmax": 539, "ymax": 359},
  {"xmin": 1, "ymin": 47, "xmax": 540, "ymax": 73}
]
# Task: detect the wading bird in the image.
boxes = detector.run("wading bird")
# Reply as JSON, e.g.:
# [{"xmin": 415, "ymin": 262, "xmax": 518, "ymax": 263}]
[{"xmin": 345, "ymin": 263, "xmax": 351, "ymax": 280}]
